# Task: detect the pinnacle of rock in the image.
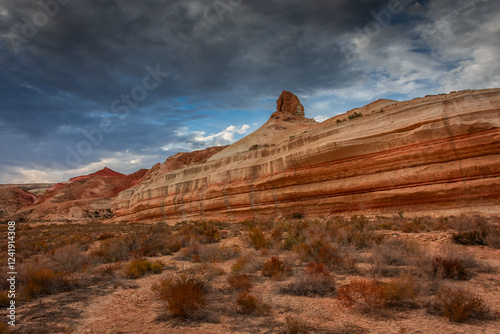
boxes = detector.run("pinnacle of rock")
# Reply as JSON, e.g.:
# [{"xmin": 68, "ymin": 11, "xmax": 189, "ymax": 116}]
[{"xmin": 276, "ymin": 90, "xmax": 305, "ymax": 117}]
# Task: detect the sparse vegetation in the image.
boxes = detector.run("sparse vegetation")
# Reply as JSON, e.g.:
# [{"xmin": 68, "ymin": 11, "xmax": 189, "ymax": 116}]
[
  {"xmin": 347, "ymin": 111, "xmax": 363, "ymax": 120},
  {"xmin": 8, "ymin": 216, "xmax": 499, "ymax": 332}
]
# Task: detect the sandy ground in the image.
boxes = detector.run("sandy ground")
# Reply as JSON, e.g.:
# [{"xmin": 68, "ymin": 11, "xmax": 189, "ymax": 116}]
[{"xmin": 10, "ymin": 231, "xmax": 500, "ymax": 334}]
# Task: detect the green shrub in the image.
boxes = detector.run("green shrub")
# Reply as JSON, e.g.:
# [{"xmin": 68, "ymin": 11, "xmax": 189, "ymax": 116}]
[{"xmin": 347, "ymin": 111, "xmax": 363, "ymax": 120}]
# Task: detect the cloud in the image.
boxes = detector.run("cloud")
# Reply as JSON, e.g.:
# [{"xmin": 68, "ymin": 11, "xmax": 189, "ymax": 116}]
[
  {"xmin": 163, "ymin": 124, "xmax": 251, "ymax": 152},
  {"xmin": 0, "ymin": 0, "xmax": 499, "ymax": 183}
]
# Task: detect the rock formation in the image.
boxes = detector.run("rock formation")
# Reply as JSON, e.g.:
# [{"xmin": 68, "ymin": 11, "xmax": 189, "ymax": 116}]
[
  {"xmin": 273, "ymin": 90, "xmax": 305, "ymax": 118},
  {"xmin": 112, "ymin": 88, "xmax": 500, "ymax": 223},
  {"xmin": 17, "ymin": 167, "xmax": 147, "ymax": 221},
  {"xmin": 0, "ymin": 186, "xmax": 37, "ymax": 219}
]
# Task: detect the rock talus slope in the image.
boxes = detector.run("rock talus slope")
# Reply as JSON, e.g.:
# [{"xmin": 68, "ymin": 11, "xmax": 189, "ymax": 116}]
[{"xmin": 112, "ymin": 89, "xmax": 500, "ymax": 222}]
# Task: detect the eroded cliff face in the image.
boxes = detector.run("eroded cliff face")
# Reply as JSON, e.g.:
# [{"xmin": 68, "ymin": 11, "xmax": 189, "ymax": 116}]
[{"xmin": 112, "ymin": 89, "xmax": 500, "ymax": 223}]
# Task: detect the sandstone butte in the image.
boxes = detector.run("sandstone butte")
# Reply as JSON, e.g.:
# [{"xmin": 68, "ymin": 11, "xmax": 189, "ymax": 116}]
[{"xmin": 109, "ymin": 88, "xmax": 500, "ymax": 223}]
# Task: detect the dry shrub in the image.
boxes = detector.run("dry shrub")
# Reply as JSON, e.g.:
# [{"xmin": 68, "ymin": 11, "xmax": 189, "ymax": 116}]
[
  {"xmin": 152, "ymin": 271, "xmax": 208, "ymax": 319},
  {"xmin": 91, "ymin": 237, "xmax": 130, "ymax": 263},
  {"xmin": 236, "ymin": 291, "xmax": 270, "ymax": 314},
  {"xmin": 299, "ymin": 238, "xmax": 356, "ymax": 273},
  {"xmin": 452, "ymin": 230, "xmax": 487, "ymax": 246},
  {"xmin": 247, "ymin": 227, "xmax": 270, "ymax": 250},
  {"xmin": 197, "ymin": 263, "xmax": 225, "ymax": 279},
  {"xmin": 430, "ymin": 244, "xmax": 479, "ymax": 280},
  {"xmin": 231, "ymin": 251, "xmax": 262, "ymax": 274},
  {"xmin": 122, "ymin": 259, "xmax": 163, "ymax": 279},
  {"xmin": 181, "ymin": 243, "xmax": 240, "ymax": 263},
  {"xmin": 21, "ymin": 265, "xmax": 74, "ymax": 300},
  {"xmin": 432, "ymin": 256, "xmax": 469, "ymax": 280},
  {"xmin": 337, "ymin": 278, "xmax": 386, "ymax": 312},
  {"xmin": 429, "ymin": 286, "xmax": 494, "ymax": 322},
  {"xmin": 284, "ymin": 315, "xmax": 309, "ymax": 334},
  {"xmin": 227, "ymin": 274, "xmax": 253, "ymax": 292},
  {"xmin": 0, "ymin": 321, "xmax": 9, "ymax": 334},
  {"xmin": 449, "ymin": 215, "xmax": 500, "ymax": 247},
  {"xmin": 50, "ymin": 244, "xmax": 88, "ymax": 273},
  {"xmin": 485, "ymin": 232, "xmax": 500, "ymax": 249},
  {"xmin": 236, "ymin": 291, "xmax": 258, "ymax": 313},
  {"xmin": 262, "ymin": 256, "xmax": 291, "ymax": 280},
  {"xmin": 380, "ymin": 274, "xmax": 419, "ymax": 307},
  {"xmin": 96, "ymin": 232, "xmax": 114, "ymax": 240},
  {"xmin": 282, "ymin": 262, "xmax": 335, "ymax": 296},
  {"xmin": 400, "ymin": 216, "xmax": 434, "ymax": 233},
  {"xmin": 370, "ymin": 239, "xmax": 423, "ymax": 277},
  {"xmin": 0, "ymin": 290, "xmax": 9, "ymax": 307},
  {"xmin": 94, "ymin": 262, "xmax": 122, "ymax": 276},
  {"xmin": 336, "ymin": 215, "xmax": 382, "ymax": 249},
  {"xmin": 282, "ymin": 221, "xmax": 308, "ymax": 250},
  {"xmin": 179, "ymin": 221, "xmax": 221, "ymax": 244}
]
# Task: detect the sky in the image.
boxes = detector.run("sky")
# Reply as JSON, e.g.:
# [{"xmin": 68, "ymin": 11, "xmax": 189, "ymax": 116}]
[{"xmin": 0, "ymin": 0, "xmax": 499, "ymax": 184}]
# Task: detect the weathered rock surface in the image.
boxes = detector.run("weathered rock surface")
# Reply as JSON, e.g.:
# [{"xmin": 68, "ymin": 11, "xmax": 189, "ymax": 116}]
[
  {"xmin": 17, "ymin": 168, "xmax": 147, "ymax": 221},
  {"xmin": 0, "ymin": 186, "xmax": 37, "ymax": 219},
  {"xmin": 112, "ymin": 89, "xmax": 500, "ymax": 223}
]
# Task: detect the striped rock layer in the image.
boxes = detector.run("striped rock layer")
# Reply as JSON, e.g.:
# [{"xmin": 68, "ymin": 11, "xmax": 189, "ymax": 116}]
[{"xmin": 112, "ymin": 89, "xmax": 500, "ymax": 222}]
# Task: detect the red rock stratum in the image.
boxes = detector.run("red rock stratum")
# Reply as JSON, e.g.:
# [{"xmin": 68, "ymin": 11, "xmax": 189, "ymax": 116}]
[
  {"xmin": 17, "ymin": 167, "xmax": 147, "ymax": 221},
  {"xmin": 112, "ymin": 89, "xmax": 500, "ymax": 222}
]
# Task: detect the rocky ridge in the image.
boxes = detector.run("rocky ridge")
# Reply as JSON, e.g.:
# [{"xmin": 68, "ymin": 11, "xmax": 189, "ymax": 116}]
[
  {"xmin": 112, "ymin": 89, "xmax": 500, "ymax": 223},
  {"xmin": 16, "ymin": 168, "xmax": 147, "ymax": 221}
]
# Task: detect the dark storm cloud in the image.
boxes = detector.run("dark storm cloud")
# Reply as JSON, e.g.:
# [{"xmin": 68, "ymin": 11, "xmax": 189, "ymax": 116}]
[{"xmin": 0, "ymin": 0, "xmax": 498, "ymax": 182}]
